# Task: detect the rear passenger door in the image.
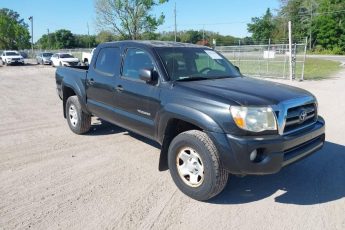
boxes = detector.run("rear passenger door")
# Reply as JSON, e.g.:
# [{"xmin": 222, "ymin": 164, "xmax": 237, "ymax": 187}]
[
  {"xmin": 114, "ymin": 47, "xmax": 161, "ymax": 139},
  {"xmin": 86, "ymin": 46, "xmax": 121, "ymax": 123}
]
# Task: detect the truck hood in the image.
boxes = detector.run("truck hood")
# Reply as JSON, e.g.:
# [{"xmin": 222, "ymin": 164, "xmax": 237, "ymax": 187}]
[{"xmin": 175, "ymin": 77, "xmax": 313, "ymax": 106}]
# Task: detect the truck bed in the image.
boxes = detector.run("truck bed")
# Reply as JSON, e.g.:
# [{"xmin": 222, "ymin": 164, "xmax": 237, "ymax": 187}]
[{"xmin": 55, "ymin": 66, "xmax": 88, "ymax": 99}]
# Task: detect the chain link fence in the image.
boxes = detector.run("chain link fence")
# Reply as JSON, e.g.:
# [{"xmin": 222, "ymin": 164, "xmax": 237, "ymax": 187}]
[
  {"xmin": 216, "ymin": 42, "xmax": 308, "ymax": 80},
  {"xmin": 22, "ymin": 48, "xmax": 94, "ymax": 61}
]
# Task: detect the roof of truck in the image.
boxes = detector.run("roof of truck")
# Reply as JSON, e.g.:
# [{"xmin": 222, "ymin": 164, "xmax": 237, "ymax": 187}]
[{"xmin": 102, "ymin": 40, "xmax": 208, "ymax": 48}]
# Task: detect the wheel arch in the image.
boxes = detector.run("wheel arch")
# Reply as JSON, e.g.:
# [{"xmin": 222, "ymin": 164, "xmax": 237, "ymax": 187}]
[
  {"xmin": 157, "ymin": 104, "xmax": 224, "ymax": 171},
  {"xmin": 62, "ymin": 83, "xmax": 88, "ymax": 118}
]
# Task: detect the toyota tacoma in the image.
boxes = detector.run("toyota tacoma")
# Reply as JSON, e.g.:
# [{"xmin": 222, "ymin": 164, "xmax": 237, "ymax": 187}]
[{"xmin": 55, "ymin": 41, "xmax": 325, "ymax": 201}]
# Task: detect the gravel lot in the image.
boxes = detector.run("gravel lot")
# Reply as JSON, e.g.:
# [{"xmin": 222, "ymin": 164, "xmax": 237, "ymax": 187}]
[{"xmin": 0, "ymin": 61, "xmax": 344, "ymax": 230}]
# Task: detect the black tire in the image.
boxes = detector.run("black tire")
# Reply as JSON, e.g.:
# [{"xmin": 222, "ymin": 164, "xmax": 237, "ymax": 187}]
[
  {"xmin": 66, "ymin": 96, "xmax": 91, "ymax": 134},
  {"xmin": 168, "ymin": 130, "xmax": 228, "ymax": 201}
]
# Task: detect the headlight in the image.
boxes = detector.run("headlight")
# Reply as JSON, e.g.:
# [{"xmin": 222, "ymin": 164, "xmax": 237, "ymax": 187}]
[{"xmin": 230, "ymin": 106, "xmax": 277, "ymax": 132}]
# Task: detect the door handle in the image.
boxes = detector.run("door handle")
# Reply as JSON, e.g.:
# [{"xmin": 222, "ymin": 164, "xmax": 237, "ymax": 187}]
[
  {"xmin": 115, "ymin": 85, "xmax": 124, "ymax": 92},
  {"xmin": 88, "ymin": 78, "xmax": 95, "ymax": 85}
]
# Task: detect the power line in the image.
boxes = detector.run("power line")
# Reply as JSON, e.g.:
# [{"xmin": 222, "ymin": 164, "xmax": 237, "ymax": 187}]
[{"xmin": 298, "ymin": 9, "xmax": 345, "ymax": 16}]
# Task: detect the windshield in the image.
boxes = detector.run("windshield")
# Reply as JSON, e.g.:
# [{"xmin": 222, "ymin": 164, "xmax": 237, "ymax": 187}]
[
  {"xmin": 43, "ymin": 53, "xmax": 53, "ymax": 57},
  {"xmin": 156, "ymin": 47, "xmax": 241, "ymax": 81},
  {"xmin": 60, "ymin": 54, "xmax": 74, "ymax": 58},
  {"xmin": 5, "ymin": 51, "xmax": 19, "ymax": 56}
]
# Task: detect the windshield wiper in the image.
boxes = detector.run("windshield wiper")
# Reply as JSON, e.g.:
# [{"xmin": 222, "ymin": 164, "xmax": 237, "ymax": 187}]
[{"xmin": 175, "ymin": 76, "xmax": 209, "ymax": 82}]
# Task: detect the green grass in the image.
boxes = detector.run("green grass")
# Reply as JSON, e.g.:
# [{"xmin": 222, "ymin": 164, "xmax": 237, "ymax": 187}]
[
  {"xmin": 299, "ymin": 58, "xmax": 342, "ymax": 80},
  {"xmin": 228, "ymin": 57, "xmax": 342, "ymax": 80}
]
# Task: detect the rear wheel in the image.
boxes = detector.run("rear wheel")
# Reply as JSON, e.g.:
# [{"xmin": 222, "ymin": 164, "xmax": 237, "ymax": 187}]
[
  {"xmin": 66, "ymin": 96, "xmax": 91, "ymax": 134},
  {"xmin": 168, "ymin": 130, "xmax": 228, "ymax": 201}
]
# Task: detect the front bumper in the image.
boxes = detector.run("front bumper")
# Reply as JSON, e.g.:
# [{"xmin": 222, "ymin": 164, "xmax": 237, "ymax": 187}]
[
  {"xmin": 6, "ymin": 59, "xmax": 24, "ymax": 65},
  {"xmin": 208, "ymin": 116, "xmax": 325, "ymax": 175}
]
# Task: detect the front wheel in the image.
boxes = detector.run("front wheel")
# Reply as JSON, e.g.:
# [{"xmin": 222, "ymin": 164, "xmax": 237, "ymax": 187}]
[
  {"xmin": 66, "ymin": 96, "xmax": 91, "ymax": 134},
  {"xmin": 168, "ymin": 130, "xmax": 228, "ymax": 201}
]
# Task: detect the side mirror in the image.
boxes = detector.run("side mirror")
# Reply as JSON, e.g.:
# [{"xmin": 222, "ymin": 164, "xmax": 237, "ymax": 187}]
[
  {"xmin": 234, "ymin": 66, "xmax": 240, "ymax": 73},
  {"xmin": 139, "ymin": 68, "xmax": 158, "ymax": 84}
]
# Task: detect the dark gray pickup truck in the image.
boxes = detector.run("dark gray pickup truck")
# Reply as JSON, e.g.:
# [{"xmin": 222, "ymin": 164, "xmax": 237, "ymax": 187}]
[{"xmin": 55, "ymin": 41, "xmax": 325, "ymax": 201}]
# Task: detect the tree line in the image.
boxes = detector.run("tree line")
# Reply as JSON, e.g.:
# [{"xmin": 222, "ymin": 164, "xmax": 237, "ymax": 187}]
[
  {"xmin": 1, "ymin": 0, "xmax": 344, "ymax": 54},
  {"xmin": 247, "ymin": 0, "xmax": 345, "ymax": 54}
]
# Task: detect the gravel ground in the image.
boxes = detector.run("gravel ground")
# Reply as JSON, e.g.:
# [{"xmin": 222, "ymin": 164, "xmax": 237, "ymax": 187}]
[{"xmin": 0, "ymin": 61, "xmax": 344, "ymax": 230}]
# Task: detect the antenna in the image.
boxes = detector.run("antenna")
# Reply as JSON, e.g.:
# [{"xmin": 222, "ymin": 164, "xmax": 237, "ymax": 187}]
[{"xmin": 174, "ymin": 2, "xmax": 177, "ymax": 42}]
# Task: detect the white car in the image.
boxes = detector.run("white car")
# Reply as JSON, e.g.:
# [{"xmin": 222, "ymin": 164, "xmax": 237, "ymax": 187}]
[
  {"xmin": 51, "ymin": 53, "xmax": 80, "ymax": 67},
  {"xmin": 1, "ymin": 51, "xmax": 25, "ymax": 65},
  {"xmin": 82, "ymin": 48, "xmax": 95, "ymax": 65}
]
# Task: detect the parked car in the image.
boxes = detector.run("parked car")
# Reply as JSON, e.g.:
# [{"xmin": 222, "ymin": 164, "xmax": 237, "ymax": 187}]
[
  {"xmin": 81, "ymin": 48, "xmax": 96, "ymax": 65},
  {"xmin": 55, "ymin": 41, "xmax": 325, "ymax": 201},
  {"xmin": 51, "ymin": 53, "xmax": 80, "ymax": 67},
  {"xmin": 0, "ymin": 50, "xmax": 25, "ymax": 65},
  {"xmin": 19, "ymin": 51, "xmax": 28, "ymax": 59},
  {"xmin": 36, "ymin": 52, "xmax": 54, "ymax": 65}
]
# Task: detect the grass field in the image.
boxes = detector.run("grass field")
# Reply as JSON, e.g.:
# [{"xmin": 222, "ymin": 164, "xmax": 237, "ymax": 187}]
[
  {"xmin": 228, "ymin": 57, "xmax": 342, "ymax": 80},
  {"xmin": 300, "ymin": 58, "xmax": 342, "ymax": 80}
]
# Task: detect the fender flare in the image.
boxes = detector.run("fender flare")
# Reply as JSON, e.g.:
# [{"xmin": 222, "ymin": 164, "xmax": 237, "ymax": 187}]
[
  {"xmin": 61, "ymin": 80, "xmax": 88, "ymax": 117},
  {"xmin": 157, "ymin": 103, "xmax": 224, "ymax": 171}
]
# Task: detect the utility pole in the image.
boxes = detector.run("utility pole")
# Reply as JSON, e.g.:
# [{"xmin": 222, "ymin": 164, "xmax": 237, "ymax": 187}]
[
  {"xmin": 202, "ymin": 25, "xmax": 205, "ymax": 45},
  {"xmin": 87, "ymin": 22, "xmax": 90, "ymax": 49},
  {"xmin": 174, "ymin": 2, "xmax": 177, "ymax": 42},
  {"xmin": 28, "ymin": 16, "xmax": 33, "ymax": 56},
  {"xmin": 309, "ymin": 2, "xmax": 313, "ymax": 50},
  {"xmin": 47, "ymin": 29, "xmax": 50, "ymax": 50}
]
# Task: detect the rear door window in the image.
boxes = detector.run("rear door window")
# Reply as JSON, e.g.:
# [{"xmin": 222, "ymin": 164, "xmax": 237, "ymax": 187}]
[{"xmin": 94, "ymin": 47, "xmax": 120, "ymax": 76}]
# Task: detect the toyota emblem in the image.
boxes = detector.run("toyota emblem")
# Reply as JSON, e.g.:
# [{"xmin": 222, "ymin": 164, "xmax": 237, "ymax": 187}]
[{"xmin": 299, "ymin": 110, "xmax": 307, "ymax": 123}]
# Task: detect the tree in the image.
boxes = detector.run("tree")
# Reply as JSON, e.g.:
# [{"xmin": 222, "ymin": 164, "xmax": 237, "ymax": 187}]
[
  {"xmin": 74, "ymin": 34, "xmax": 97, "ymax": 48},
  {"xmin": 312, "ymin": 0, "xmax": 345, "ymax": 53},
  {"xmin": 95, "ymin": 0, "xmax": 168, "ymax": 40},
  {"xmin": 54, "ymin": 29, "xmax": 75, "ymax": 48},
  {"xmin": 36, "ymin": 29, "xmax": 76, "ymax": 49},
  {"xmin": 247, "ymin": 8, "xmax": 276, "ymax": 43},
  {"xmin": 96, "ymin": 30, "xmax": 118, "ymax": 43},
  {"xmin": 0, "ymin": 8, "xmax": 30, "ymax": 49},
  {"xmin": 179, "ymin": 30, "xmax": 203, "ymax": 44}
]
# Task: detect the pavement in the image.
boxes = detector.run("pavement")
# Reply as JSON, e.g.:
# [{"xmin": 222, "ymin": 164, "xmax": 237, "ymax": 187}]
[{"xmin": 0, "ymin": 62, "xmax": 344, "ymax": 230}]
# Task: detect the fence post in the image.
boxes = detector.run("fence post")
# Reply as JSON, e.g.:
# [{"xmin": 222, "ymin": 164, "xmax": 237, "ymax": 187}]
[
  {"xmin": 288, "ymin": 21, "xmax": 293, "ymax": 81},
  {"xmin": 238, "ymin": 40, "xmax": 241, "ymax": 68},
  {"xmin": 283, "ymin": 43, "xmax": 287, "ymax": 79},
  {"xmin": 301, "ymin": 37, "xmax": 308, "ymax": 81},
  {"xmin": 267, "ymin": 38, "xmax": 271, "ymax": 74},
  {"xmin": 293, "ymin": 43, "xmax": 297, "ymax": 79}
]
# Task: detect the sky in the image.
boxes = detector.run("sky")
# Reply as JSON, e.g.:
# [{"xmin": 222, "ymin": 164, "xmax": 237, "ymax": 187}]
[{"xmin": 1, "ymin": 0, "xmax": 280, "ymax": 42}]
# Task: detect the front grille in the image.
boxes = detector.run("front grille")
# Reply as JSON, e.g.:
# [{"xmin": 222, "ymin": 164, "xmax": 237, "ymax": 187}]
[
  {"xmin": 283, "ymin": 103, "xmax": 317, "ymax": 133},
  {"xmin": 68, "ymin": 61, "xmax": 79, "ymax": 66}
]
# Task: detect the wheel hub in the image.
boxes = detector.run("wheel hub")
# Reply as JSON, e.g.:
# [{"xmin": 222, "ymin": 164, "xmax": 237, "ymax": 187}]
[
  {"xmin": 176, "ymin": 147, "xmax": 204, "ymax": 187},
  {"xmin": 69, "ymin": 105, "xmax": 78, "ymax": 127}
]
